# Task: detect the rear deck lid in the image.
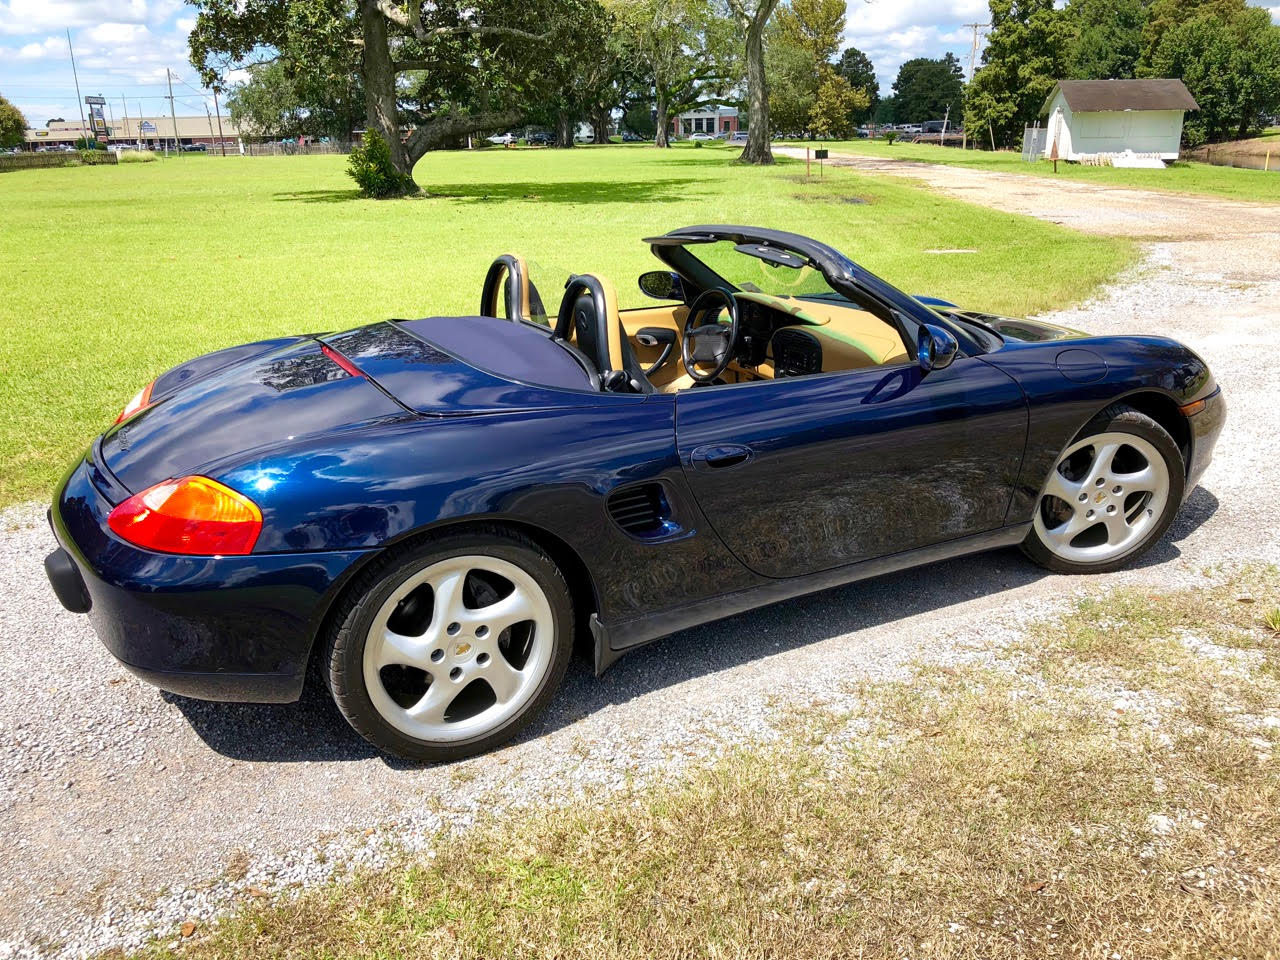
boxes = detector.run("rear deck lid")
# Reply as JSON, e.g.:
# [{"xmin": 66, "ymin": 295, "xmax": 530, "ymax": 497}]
[{"xmin": 100, "ymin": 338, "xmax": 405, "ymax": 493}]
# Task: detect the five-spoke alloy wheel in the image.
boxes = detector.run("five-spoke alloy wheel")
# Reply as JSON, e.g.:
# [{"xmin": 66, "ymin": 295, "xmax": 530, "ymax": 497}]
[
  {"xmin": 1023, "ymin": 404, "xmax": 1184, "ymax": 574},
  {"xmin": 324, "ymin": 528, "xmax": 574, "ymax": 762}
]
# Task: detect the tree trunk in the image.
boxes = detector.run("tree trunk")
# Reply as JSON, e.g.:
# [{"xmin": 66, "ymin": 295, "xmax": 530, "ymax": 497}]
[
  {"xmin": 592, "ymin": 107, "xmax": 610, "ymax": 145},
  {"xmin": 358, "ymin": 0, "xmax": 414, "ymax": 185},
  {"xmin": 738, "ymin": 9, "xmax": 775, "ymax": 165},
  {"xmin": 556, "ymin": 111, "xmax": 574, "ymax": 148},
  {"xmin": 654, "ymin": 89, "xmax": 670, "ymax": 148}
]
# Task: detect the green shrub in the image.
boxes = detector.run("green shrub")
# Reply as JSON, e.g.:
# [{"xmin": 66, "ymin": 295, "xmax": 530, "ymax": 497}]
[
  {"xmin": 882, "ymin": 131, "xmax": 899, "ymax": 146},
  {"xmin": 77, "ymin": 149, "xmax": 117, "ymax": 165},
  {"xmin": 346, "ymin": 130, "xmax": 416, "ymax": 198}
]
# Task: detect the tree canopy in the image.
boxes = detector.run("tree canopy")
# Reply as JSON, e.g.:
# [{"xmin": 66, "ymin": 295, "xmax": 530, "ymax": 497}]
[
  {"xmin": 1146, "ymin": 5, "xmax": 1280, "ymax": 142},
  {"xmin": 964, "ymin": 0, "xmax": 1073, "ymax": 148},
  {"xmin": 0, "ymin": 93, "xmax": 26, "ymax": 149},
  {"xmin": 226, "ymin": 60, "xmax": 363, "ymax": 140},
  {"xmin": 835, "ymin": 46, "xmax": 879, "ymax": 123},
  {"xmin": 612, "ymin": 0, "xmax": 738, "ymax": 148},
  {"xmin": 774, "ymin": 0, "xmax": 845, "ymax": 64},
  {"xmin": 1064, "ymin": 0, "xmax": 1146, "ymax": 80},
  {"xmin": 189, "ymin": 0, "xmax": 601, "ymax": 190},
  {"xmin": 891, "ymin": 53, "xmax": 963, "ymax": 123}
]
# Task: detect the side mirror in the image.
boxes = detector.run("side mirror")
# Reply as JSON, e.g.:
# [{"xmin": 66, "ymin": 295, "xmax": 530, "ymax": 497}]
[
  {"xmin": 638, "ymin": 270, "xmax": 685, "ymax": 302},
  {"xmin": 917, "ymin": 323, "xmax": 959, "ymax": 372}
]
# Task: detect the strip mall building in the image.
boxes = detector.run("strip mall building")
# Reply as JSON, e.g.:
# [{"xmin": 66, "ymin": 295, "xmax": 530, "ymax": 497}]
[{"xmin": 22, "ymin": 115, "xmax": 246, "ymax": 151}]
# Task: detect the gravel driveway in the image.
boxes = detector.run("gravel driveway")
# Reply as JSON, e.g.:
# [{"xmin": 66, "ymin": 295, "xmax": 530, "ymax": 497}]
[{"xmin": 3, "ymin": 161, "xmax": 1278, "ymax": 958}]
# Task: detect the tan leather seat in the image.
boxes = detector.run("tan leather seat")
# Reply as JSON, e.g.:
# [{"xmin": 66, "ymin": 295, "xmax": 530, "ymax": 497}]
[{"xmin": 556, "ymin": 275, "xmax": 652, "ymax": 393}]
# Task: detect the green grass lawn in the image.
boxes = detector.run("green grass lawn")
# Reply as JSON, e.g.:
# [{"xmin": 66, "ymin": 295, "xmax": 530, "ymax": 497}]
[
  {"xmin": 0, "ymin": 145, "xmax": 1133, "ymax": 504},
  {"xmin": 133, "ymin": 570, "xmax": 1280, "ymax": 960},
  {"xmin": 781, "ymin": 137, "xmax": 1280, "ymax": 203}
]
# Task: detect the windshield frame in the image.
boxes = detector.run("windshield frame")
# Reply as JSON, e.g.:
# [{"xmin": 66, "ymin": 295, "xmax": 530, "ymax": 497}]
[{"xmin": 649, "ymin": 225, "xmax": 949, "ymax": 361}]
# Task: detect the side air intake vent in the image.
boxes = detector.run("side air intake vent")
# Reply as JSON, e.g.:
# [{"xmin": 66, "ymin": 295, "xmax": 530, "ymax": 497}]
[{"xmin": 606, "ymin": 483, "xmax": 673, "ymax": 538}]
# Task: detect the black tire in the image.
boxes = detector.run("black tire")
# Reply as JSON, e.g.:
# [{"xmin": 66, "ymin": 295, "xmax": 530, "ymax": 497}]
[
  {"xmin": 1021, "ymin": 403, "xmax": 1185, "ymax": 574},
  {"xmin": 322, "ymin": 526, "xmax": 574, "ymax": 763}
]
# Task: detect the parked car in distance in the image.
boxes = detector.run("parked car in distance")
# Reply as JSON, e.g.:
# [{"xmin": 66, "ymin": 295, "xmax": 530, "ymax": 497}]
[
  {"xmin": 527, "ymin": 132, "xmax": 554, "ymax": 146},
  {"xmin": 689, "ymin": 132, "xmax": 716, "ymax": 141},
  {"xmin": 729, "ymin": 131, "xmax": 749, "ymax": 143},
  {"xmin": 620, "ymin": 131, "xmax": 645, "ymax": 142},
  {"xmin": 181, "ymin": 143, "xmax": 208, "ymax": 152},
  {"xmin": 485, "ymin": 133, "xmax": 515, "ymax": 146}
]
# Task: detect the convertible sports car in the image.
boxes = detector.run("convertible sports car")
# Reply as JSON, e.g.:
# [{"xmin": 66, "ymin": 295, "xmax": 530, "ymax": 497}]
[{"xmin": 45, "ymin": 225, "xmax": 1225, "ymax": 761}]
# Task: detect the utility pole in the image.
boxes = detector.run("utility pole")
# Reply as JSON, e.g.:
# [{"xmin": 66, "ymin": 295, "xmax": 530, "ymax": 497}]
[
  {"xmin": 212, "ymin": 89, "xmax": 227, "ymax": 157},
  {"xmin": 121, "ymin": 96, "xmax": 130, "ymax": 145},
  {"xmin": 166, "ymin": 69, "xmax": 181, "ymax": 156},
  {"xmin": 961, "ymin": 22, "xmax": 989, "ymax": 151},
  {"xmin": 206, "ymin": 104, "xmax": 216, "ymax": 149},
  {"xmin": 67, "ymin": 30, "xmax": 88, "ymax": 144}
]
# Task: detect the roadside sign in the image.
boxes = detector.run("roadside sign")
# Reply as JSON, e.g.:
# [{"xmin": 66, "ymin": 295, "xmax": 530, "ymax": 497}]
[
  {"xmin": 85, "ymin": 95, "xmax": 106, "ymax": 106},
  {"xmin": 814, "ymin": 149, "xmax": 829, "ymax": 159},
  {"xmin": 140, "ymin": 121, "xmax": 156, "ymax": 134}
]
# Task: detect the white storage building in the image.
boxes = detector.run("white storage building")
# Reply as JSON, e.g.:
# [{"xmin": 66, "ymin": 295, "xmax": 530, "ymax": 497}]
[{"xmin": 1037, "ymin": 79, "xmax": 1199, "ymax": 164}]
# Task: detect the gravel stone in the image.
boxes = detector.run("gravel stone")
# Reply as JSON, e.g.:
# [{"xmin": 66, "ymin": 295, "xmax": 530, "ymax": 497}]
[{"xmin": 3, "ymin": 162, "xmax": 1278, "ymax": 957}]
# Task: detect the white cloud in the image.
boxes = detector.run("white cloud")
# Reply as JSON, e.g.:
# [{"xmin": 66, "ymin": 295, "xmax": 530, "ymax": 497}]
[
  {"xmin": 842, "ymin": 0, "xmax": 991, "ymax": 91},
  {"xmin": 0, "ymin": 0, "xmax": 152, "ymax": 36},
  {"xmin": 846, "ymin": 0, "xmax": 987, "ymax": 36},
  {"xmin": 84, "ymin": 22, "xmax": 152, "ymax": 46},
  {"xmin": 13, "ymin": 35, "xmax": 62, "ymax": 58}
]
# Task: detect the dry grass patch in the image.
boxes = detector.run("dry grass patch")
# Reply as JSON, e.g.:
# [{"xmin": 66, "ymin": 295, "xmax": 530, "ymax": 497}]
[{"xmin": 134, "ymin": 570, "xmax": 1280, "ymax": 960}]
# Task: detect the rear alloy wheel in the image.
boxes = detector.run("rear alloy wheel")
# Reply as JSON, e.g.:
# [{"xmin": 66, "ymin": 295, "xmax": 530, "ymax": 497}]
[
  {"xmin": 1023, "ymin": 405, "xmax": 1184, "ymax": 574},
  {"xmin": 325, "ymin": 530, "xmax": 573, "ymax": 762}
]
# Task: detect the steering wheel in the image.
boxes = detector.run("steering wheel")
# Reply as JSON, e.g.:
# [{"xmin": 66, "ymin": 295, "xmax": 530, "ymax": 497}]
[{"xmin": 681, "ymin": 289, "xmax": 740, "ymax": 383}]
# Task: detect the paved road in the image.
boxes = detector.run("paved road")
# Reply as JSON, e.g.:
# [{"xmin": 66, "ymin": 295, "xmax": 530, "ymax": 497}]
[{"xmin": 3, "ymin": 158, "xmax": 1278, "ymax": 957}]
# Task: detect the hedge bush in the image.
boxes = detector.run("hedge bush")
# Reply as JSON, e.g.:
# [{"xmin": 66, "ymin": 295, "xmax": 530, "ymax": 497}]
[{"xmin": 346, "ymin": 130, "xmax": 417, "ymax": 198}]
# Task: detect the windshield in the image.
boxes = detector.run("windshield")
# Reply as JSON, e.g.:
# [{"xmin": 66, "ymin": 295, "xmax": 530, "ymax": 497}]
[{"xmin": 683, "ymin": 239, "xmax": 845, "ymax": 301}]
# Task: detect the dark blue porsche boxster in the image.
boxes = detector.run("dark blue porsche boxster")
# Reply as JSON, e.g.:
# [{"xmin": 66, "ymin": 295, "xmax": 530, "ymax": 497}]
[{"xmin": 46, "ymin": 226, "xmax": 1224, "ymax": 761}]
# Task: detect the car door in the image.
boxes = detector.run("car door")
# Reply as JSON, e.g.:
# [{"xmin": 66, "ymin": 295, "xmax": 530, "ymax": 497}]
[{"xmin": 674, "ymin": 357, "xmax": 1028, "ymax": 578}]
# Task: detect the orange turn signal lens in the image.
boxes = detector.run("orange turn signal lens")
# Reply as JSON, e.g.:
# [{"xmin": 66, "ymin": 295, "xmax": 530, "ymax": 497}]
[
  {"xmin": 107, "ymin": 476, "xmax": 262, "ymax": 555},
  {"xmin": 1179, "ymin": 398, "xmax": 1207, "ymax": 417}
]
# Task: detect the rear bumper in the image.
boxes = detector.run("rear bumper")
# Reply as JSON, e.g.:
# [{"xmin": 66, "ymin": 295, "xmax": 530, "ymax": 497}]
[{"xmin": 47, "ymin": 450, "xmax": 374, "ymax": 703}]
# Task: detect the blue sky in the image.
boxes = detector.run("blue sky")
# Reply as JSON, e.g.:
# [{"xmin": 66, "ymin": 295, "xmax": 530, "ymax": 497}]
[{"xmin": 2, "ymin": 0, "xmax": 1279, "ymax": 128}]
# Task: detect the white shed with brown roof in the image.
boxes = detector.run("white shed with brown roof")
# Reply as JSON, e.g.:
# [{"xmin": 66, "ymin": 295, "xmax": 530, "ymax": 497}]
[{"xmin": 1037, "ymin": 79, "xmax": 1199, "ymax": 163}]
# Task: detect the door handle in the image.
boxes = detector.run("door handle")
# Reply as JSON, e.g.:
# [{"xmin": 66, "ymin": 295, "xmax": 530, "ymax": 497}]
[{"xmin": 690, "ymin": 443, "xmax": 754, "ymax": 470}]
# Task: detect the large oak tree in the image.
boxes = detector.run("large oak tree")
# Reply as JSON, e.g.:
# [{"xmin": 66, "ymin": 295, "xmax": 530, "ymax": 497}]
[{"xmin": 188, "ymin": 0, "xmax": 598, "ymax": 188}]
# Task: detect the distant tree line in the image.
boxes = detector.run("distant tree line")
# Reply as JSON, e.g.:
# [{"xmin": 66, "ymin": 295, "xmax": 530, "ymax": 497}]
[
  {"xmin": 187, "ymin": 0, "xmax": 1280, "ymax": 196},
  {"xmin": 968, "ymin": 0, "xmax": 1280, "ymax": 148}
]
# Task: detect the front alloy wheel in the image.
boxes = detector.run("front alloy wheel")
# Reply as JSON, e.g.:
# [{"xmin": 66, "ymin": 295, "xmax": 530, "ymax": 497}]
[
  {"xmin": 1023, "ymin": 405, "xmax": 1184, "ymax": 574},
  {"xmin": 325, "ymin": 529, "xmax": 574, "ymax": 762}
]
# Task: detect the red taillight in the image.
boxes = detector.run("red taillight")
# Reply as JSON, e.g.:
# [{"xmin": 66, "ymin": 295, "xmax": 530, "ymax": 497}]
[
  {"xmin": 115, "ymin": 381, "xmax": 156, "ymax": 423},
  {"xmin": 107, "ymin": 476, "xmax": 262, "ymax": 555}
]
